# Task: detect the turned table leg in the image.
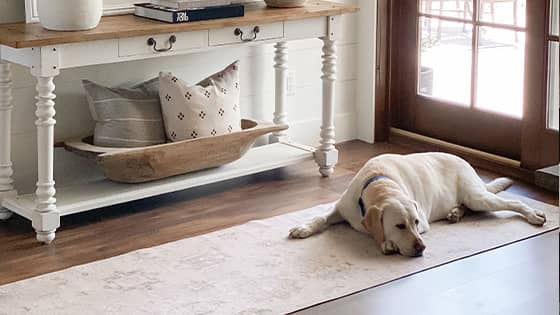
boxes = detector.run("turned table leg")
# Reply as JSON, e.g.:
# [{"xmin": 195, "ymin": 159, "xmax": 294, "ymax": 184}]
[
  {"xmin": 270, "ymin": 41, "xmax": 289, "ymax": 143},
  {"xmin": 315, "ymin": 19, "xmax": 339, "ymax": 177},
  {"xmin": 0, "ymin": 61, "xmax": 16, "ymax": 221},
  {"xmin": 32, "ymin": 74, "xmax": 59, "ymax": 244}
]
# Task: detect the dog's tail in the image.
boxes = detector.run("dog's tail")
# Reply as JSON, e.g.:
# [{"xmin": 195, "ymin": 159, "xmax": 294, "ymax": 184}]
[{"xmin": 486, "ymin": 177, "xmax": 514, "ymax": 194}]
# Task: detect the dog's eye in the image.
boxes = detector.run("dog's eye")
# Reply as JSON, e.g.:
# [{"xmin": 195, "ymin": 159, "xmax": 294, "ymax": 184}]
[
  {"xmin": 396, "ymin": 224, "xmax": 406, "ymax": 230},
  {"xmin": 415, "ymin": 219, "xmax": 419, "ymax": 225}
]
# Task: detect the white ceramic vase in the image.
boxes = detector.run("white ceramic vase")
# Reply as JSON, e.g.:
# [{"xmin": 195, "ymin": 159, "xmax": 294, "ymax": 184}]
[{"xmin": 38, "ymin": 0, "xmax": 103, "ymax": 31}]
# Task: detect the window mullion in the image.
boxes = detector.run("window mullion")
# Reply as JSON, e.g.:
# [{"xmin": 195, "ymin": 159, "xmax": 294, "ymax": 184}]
[{"xmin": 470, "ymin": 0, "xmax": 480, "ymax": 109}]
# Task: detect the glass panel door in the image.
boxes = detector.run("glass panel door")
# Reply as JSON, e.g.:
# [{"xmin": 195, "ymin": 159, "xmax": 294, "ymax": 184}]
[
  {"xmin": 547, "ymin": 0, "xmax": 559, "ymax": 130},
  {"xmin": 389, "ymin": 0, "xmax": 558, "ymax": 164},
  {"xmin": 418, "ymin": 17, "xmax": 472, "ymax": 105},
  {"xmin": 551, "ymin": 0, "xmax": 559, "ymax": 36},
  {"xmin": 548, "ymin": 42, "xmax": 559, "ymax": 130},
  {"xmin": 478, "ymin": 0, "xmax": 525, "ymax": 27},
  {"xmin": 476, "ymin": 26, "xmax": 525, "ymax": 116},
  {"xmin": 418, "ymin": 0, "xmax": 527, "ymax": 118}
]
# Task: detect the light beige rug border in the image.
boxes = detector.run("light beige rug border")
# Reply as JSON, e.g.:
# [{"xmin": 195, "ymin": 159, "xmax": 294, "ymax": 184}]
[{"xmin": 0, "ymin": 191, "xmax": 558, "ymax": 315}]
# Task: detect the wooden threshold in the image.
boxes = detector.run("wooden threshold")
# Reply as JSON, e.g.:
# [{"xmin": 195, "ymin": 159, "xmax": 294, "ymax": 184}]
[
  {"xmin": 389, "ymin": 128, "xmax": 535, "ymax": 184},
  {"xmin": 536, "ymin": 165, "xmax": 559, "ymax": 192}
]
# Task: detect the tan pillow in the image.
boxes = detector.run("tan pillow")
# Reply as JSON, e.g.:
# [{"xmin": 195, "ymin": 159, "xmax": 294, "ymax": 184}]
[
  {"xmin": 159, "ymin": 61, "xmax": 241, "ymax": 142},
  {"xmin": 83, "ymin": 79, "xmax": 166, "ymax": 148}
]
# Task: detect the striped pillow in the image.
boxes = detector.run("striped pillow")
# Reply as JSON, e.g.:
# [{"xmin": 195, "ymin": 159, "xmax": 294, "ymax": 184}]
[{"xmin": 83, "ymin": 79, "xmax": 166, "ymax": 148}]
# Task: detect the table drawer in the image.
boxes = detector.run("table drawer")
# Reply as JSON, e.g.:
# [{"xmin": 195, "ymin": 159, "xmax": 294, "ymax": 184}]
[
  {"xmin": 209, "ymin": 22, "xmax": 284, "ymax": 46},
  {"xmin": 118, "ymin": 30, "xmax": 207, "ymax": 57}
]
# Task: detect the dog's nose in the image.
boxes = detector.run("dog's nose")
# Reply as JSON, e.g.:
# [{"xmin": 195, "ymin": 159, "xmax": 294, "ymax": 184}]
[{"xmin": 414, "ymin": 241, "xmax": 426, "ymax": 256}]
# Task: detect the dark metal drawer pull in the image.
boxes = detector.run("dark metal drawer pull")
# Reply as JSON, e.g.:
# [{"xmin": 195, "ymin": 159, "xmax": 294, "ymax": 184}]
[
  {"xmin": 234, "ymin": 26, "xmax": 260, "ymax": 42},
  {"xmin": 147, "ymin": 35, "xmax": 177, "ymax": 52}
]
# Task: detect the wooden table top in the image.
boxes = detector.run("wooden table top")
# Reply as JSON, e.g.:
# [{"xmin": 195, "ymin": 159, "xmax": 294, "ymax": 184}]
[{"xmin": 0, "ymin": 1, "xmax": 358, "ymax": 49}]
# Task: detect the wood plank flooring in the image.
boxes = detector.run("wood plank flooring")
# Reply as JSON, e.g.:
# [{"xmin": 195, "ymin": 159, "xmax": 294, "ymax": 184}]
[
  {"xmin": 294, "ymin": 231, "xmax": 559, "ymax": 315},
  {"xmin": 0, "ymin": 141, "xmax": 557, "ymax": 312}
]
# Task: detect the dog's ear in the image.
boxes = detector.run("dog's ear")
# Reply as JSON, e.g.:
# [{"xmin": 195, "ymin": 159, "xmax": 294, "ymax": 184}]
[
  {"xmin": 361, "ymin": 205, "xmax": 385, "ymax": 246},
  {"xmin": 412, "ymin": 200, "xmax": 429, "ymax": 228}
]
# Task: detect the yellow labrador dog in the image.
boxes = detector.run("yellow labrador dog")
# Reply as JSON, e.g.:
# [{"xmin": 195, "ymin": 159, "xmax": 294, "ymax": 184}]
[{"xmin": 289, "ymin": 152, "xmax": 546, "ymax": 257}]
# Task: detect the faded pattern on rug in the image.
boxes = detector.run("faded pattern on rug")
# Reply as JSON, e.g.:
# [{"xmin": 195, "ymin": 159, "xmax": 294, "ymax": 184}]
[{"xmin": 0, "ymin": 191, "xmax": 558, "ymax": 315}]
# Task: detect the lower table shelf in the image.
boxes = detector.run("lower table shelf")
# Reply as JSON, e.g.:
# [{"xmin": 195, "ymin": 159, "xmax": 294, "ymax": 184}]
[{"xmin": 2, "ymin": 142, "xmax": 315, "ymax": 220}]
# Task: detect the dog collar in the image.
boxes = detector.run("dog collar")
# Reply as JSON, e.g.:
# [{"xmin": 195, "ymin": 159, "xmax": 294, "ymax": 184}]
[{"xmin": 359, "ymin": 175, "xmax": 391, "ymax": 217}]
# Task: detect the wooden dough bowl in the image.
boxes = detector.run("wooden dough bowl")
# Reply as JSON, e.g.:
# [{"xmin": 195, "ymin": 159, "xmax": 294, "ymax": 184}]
[{"xmin": 64, "ymin": 119, "xmax": 288, "ymax": 183}]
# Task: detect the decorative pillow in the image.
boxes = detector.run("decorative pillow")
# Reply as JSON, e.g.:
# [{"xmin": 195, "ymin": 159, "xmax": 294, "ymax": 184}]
[
  {"xmin": 159, "ymin": 61, "xmax": 241, "ymax": 142},
  {"xmin": 83, "ymin": 79, "xmax": 166, "ymax": 148}
]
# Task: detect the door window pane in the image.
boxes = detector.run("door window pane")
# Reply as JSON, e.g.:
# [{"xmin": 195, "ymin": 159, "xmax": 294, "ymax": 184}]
[
  {"xmin": 478, "ymin": 0, "xmax": 526, "ymax": 27},
  {"xmin": 420, "ymin": 0, "xmax": 473, "ymax": 20},
  {"xmin": 419, "ymin": 17, "xmax": 472, "ymax": 105},
  {"xmin": 476, "ymin": 26, "xmax": 525, "ymax": 117},
  {"xmin": 548, "ymin": 41, "xmax": 559, "ymax": 130},
  {"xmin": 552, "ymin": 0, "xmax": 559, "ymax": 36}
]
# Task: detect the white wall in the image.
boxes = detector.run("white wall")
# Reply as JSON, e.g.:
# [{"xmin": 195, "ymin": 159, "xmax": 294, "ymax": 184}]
[
  {"xmin": 2, "ymin": 0, "xmax": 372, "ymax": 194},
  {"xmin": 356, "ymin": 0, "xmax": 376, "ymax": 143},
  {"xmin": 0, "ymin": 0, "xmax": 24, "ymax": 23}
]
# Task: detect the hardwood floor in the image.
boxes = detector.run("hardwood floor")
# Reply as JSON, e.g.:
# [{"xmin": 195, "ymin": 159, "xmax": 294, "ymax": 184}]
[
  {"xmin": 0, "ymin": 141, "xmax": 557, "ymax": 311},
  {"xmin": 294, "ymin": 231, "xmax": 559, "ymax": 315}
]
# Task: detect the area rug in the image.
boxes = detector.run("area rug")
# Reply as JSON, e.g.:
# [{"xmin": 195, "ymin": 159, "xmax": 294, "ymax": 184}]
[{"xmin": 0, "ymin": 191, "xmax": 558, "ymax": 315}]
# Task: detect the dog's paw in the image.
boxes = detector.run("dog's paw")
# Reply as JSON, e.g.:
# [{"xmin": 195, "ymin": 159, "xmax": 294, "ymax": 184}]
[
  {"xmin": 446, "ymin": 207, "xmax": 465, "ymax": 224},
  {"xmin": 289, "ymin": 225, "xmax": 313, "ymax": 239},
  {"xmin": 527, "ymin": 210, "xmax": 546, "ymax": 226},
  {"xmin": 381, "ymin": 241, "xmax": 398, "ymax": 255}
]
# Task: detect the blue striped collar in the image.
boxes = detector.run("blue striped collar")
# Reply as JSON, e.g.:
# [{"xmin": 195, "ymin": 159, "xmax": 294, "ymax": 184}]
[{"xmin": 359, "ymin": 175, "xmax": 391, "ymax": 217}]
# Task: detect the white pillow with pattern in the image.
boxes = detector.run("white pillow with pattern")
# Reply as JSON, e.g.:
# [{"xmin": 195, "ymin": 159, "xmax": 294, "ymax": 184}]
[{"xmin": 159, "ymin": 61, "xmax": 241, "ymax": 142}]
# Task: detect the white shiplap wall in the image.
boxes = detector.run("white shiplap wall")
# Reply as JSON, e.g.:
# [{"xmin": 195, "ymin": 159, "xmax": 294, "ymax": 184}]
[{"xmin": 2, "ymin": 0, "xmax": 366, "ymax": 194}]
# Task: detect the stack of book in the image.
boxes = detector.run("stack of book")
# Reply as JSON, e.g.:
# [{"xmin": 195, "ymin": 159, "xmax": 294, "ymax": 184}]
[{"xmin": 134, "ymin": 0, "xmax": 245, "ymax": 23}]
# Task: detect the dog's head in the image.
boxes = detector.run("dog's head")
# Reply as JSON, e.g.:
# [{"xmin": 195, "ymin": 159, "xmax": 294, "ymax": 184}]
[{"xmin": 361, "ymin": 187, "xmax": 426, "ymax": 257}]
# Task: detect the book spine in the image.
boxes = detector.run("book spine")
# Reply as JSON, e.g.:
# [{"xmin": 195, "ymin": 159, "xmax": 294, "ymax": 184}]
[
  {"xmin": 154, "ymin": 0, "xmax": 232, "ymax": 9},
  {"xmin": 173, "ymin": 5, "xmax": 244, "ymax": 23}
]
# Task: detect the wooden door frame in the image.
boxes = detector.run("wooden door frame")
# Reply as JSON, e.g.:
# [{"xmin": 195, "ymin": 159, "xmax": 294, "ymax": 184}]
[
  {"xmin": 521, "ymin": 0, "xmax": 559, "ymax": 169},
  {"xmin": 375, "ymin": 0, "xmax": 392, "ymax": 142}
]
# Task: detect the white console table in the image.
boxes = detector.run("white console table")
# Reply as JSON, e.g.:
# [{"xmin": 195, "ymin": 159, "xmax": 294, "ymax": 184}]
[{"xmin": 0, "ymin": 1, "xmax": 358, "ymax": 243}]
